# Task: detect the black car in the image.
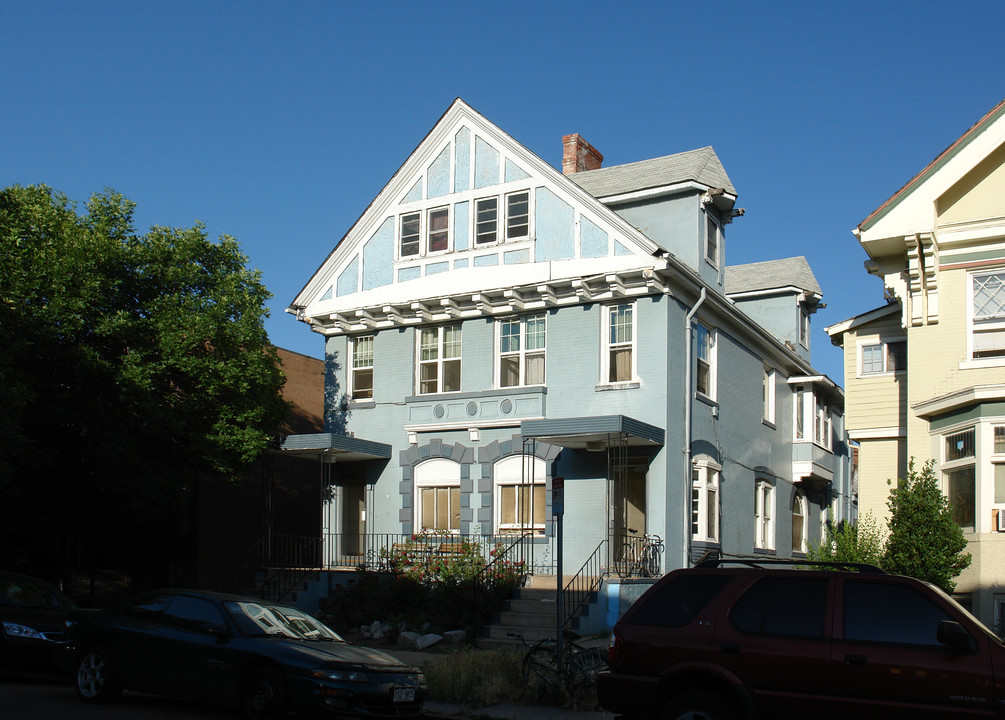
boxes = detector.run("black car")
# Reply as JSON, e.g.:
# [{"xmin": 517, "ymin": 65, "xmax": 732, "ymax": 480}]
[
  {"xmin": 0, "ymin": 570, "xmax": 75, "ymax": 672},
  {"xmin": 59, "ymin": 589, "xmax": 427, "ymax": 719}
]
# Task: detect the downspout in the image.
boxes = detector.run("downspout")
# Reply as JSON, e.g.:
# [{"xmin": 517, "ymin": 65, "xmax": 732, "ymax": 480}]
[{"xmin": 683, "ymin": 287, "xmax": 706, "ymax": 569}]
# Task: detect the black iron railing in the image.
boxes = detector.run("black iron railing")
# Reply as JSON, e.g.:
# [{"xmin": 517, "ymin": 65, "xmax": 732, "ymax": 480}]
[{"xmin": 563, "ymin": 539, "xmax": 607, "ymax": 629}]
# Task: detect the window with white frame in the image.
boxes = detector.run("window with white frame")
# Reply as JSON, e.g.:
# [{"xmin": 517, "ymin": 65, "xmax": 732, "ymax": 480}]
[
  {"xmin": 414, "ymin": 458, "xmax": 461, "ymax": 532},
  {"xmin": 815, "ymin": 395, "xmax": 831, "ymax": 449},
  {"xmin": 994, "ymin": 427, "xmax": 1005, "ymax": 527},
  {"xmin": 494, "ymin": 455, "xmax": 546, "ymax": 534},
  {"xmin": 605, "ymin": 303, "xmax": 635, "ymax": 383},
  {"xmin": 763, "ymin": 367, "xmax": 776, "ymax": 424},
  {"xmin": 755, "ymin": 479, "xmax": 775, "ymax": 550},
  {"xmin": 696, "ymin": 323, "xmax": 716, "ymax": 399},
  {"xmin": 400, "ymin": 212, "xmax": 420, "ymax": 258},
  {"xmin": 793, "ymin": 384, "xmax": 830, "ymax": 449},
  {"xmin": 799, "ymin": 306, "xmax": 811, "ymax": 349},
  {"xmin": 861, "ymin": 340, "xmax": 906, "ymax": 375},
  {"xmin": 691, "ymin": 461, "xmax": 720, "ymax": 543},
  {"xmin": 972, "ymin": 270, "xmax": 1005, "ymax": 359},
  {"xmin": 418, "ymin": 325, "xmax": 461, "ymax": 395},
  {"xmin": 475, "ymin": 197, "xmax": 498, "ymax": 245},
  {"xmin": 506, "ymin": 191, "xmax": 530, "ymax": 239},
  {"xmin": 943, "ymin": 428, "xmax": 976, "ymax": 531},
  {"xmin": 498, "ymin": 314, "xmax": 545, "ymax": 387},
  {"xmin": 792, "ymin": 489, "xmax": 808, "ymax": 553},
  {"xmin": 705, "ymin": 213, "xmax": 719, "ymax": 267},
  {"xmin": 427, "ymin": 207, "xmax": 449, "ymax": 253},
  {"xmin": 350, "ymin": 335, "xmax": 374, "ymax": 399}
]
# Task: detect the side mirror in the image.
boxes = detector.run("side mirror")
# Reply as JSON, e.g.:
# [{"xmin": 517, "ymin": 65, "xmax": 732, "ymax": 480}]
[{"xmin": 937, "ymin": 620, "xmax": 975, "ymax": 652}]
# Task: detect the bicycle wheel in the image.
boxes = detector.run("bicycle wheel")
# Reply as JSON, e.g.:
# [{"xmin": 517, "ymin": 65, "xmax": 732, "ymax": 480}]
[
  {"xmin": 565, "ymin": 646, "xmax": 609, "ymax": 690},
  {"xmin": 522, "ymin": 646, "xmax": 560, "ymax": 701},
  {"xmin": 616, "ymin": 542, "xmax": 637, "ymax": 578}
]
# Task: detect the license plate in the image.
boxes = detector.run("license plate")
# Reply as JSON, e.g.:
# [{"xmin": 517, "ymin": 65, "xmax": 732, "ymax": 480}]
[{"xmin": 393, "ymin": 687, "xmax": 415, "ymax": 703}]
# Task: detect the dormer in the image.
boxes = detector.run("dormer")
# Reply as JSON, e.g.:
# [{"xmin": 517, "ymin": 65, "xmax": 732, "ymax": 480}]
[{"xmin": 725, "ymin": 257, "xmax": 823, "ymax": 362}]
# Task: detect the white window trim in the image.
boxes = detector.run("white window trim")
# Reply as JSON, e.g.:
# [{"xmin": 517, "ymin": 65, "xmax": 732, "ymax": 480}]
[
  {"xmin": 793, "ymin": 384, "xmax": 831, "ymax": 451},
  {"xmin": 763, "ymin": 367, "xmax": 776, "ymax": 425},
  {"xmin": 704, "ymin": 211, "xmax": 720, "ymax": 268},
  {"xmin": 969, "ymin": 268, "xmax": 1005, "ymax": 362},
  {"xmin": 414, "ymin": 458, "xmax": 462, "ymax": 533},
  {"xmin": 496, "ymin": 314, "xmax": 546, "ymax": 388},
  {"xmin": 691, "ymin": 457, "xmax": 721, "ymax": 543},
  {"xmin": 695, "ymin": 322, "xmax": 716, "ymax": 400},
  {"xmin": 792, "ymin": 489, "xmax": 808, "ymax": 554},
  {"xmin": 602, "ymin": 302, "xmax": 637, "ymax": 385},
  {"xmin": 416, "ymin": 325, "xmax": 462, "ymax": 395},
  {"xmin": 755, "ymin": 479, "xmax": 775, "ymax": 550},
  {"xmin": 473, "ymin": 189, "xmax": 535, "ymax": 248},
  {"xmin": 350, "ymin": 335, "xmax": 374, "ymax": 400},
  {"xmin": 857, "ymin": 338, "xmax": 906, "ymax": 377},
  {"xmin": 493, "ymin": 455, "xmax": 547, "ymax": 534},
  {"xmin": 798, "ymin": 306, "xmax": 811, "ymax": 349}
]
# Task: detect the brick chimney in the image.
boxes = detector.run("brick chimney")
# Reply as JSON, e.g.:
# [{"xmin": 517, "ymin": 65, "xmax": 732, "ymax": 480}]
[{"xmin": 562, "ymin": 134, "xmax": 603, "ymax": 175}]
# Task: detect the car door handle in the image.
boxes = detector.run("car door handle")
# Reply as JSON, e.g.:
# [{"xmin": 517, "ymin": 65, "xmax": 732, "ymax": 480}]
[
  {"xmin": 721, "ymin": 644, "xmax": 741, "ymax": 654},
  {"xmin": 844, "ymin": 654, "xmax": 866, "ymax": 666}
]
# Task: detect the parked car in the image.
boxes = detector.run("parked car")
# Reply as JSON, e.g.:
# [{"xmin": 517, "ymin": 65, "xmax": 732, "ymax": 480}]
[
  {"xmin": 0, "ymin": 570, "xmax": 75, "ymax": 672},
  {"xmin": 58, "ymin": 589, "xmax": 427, "ymax": 719},
  {"xmin": 598, "ymin": 559, "xmax": 1005, "ymax": 720}
]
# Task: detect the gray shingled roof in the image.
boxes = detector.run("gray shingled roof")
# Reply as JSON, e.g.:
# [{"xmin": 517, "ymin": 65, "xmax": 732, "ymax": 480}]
[
  {"xmin": 568, "ymin": 146, "xmax": 736, "ymax": 198},
  {"xmin": 725, "ymin": 257, "xmax": 822, "ymax": 296}
]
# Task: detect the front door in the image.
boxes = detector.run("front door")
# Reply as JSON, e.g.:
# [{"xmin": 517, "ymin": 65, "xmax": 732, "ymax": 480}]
[
  {"xmin": 612, "ymin": 464, "xmax": 647, "ymax": 569},
  {"xmin": 342, "ymin": 482, "xmax": 366, "ymax": 558}
]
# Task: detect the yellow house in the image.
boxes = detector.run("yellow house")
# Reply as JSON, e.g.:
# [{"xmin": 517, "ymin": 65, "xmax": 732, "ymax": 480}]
[{"xmin": 827, "ymin": 97, "xmax": 1005, "ymax": 628}]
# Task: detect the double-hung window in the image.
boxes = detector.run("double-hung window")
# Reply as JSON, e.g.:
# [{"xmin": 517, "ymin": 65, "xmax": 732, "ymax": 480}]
[
  {"xmin": 705, "ymin": 213, "xmax": 719, "ymax": 266},
  {"xmin": 415, "ymin": 459, "xmax": 461, "ymax": 532},
  {"xmin": 972, "ymin": 270, "xmax": 1005, "ymax": 359},
  {"xmin": 792, "ymin": 489, "xmax": 808, "ymax": 553},
  {"xmin": 498, "ymin": 314, "xmax": 546, "ymax": 387},
  {"xmin": 696, "ymin": 323, "xmax": 716, "ymax": 399},
  {"xmin": 506, "ymin": 191, "xmax": 530, "ymax": 239},
  {"xmin": 400, "ymin": 212, "xmax": 420, "ymax": 258},
  {"xmin": 861, "ymin": 340, "xmax": 906, "ymax": 375},
  {"xmin": 606, "ymin": 304, "xmax": 635, "ymax": 383},
  {"xmin": 418, "ymin": 325, "xmax": 461, "ymax": 394},
  {"xmin": 691, "ymin": 463, "xmax": 720, "ymax": 543},
  {"xmin": 351, "ymin": 335, "xmax": 374, "ymax": 400},
  {"xmin": 755, "ymin": 479, "xmax": 775, "ymax": 550},
  {"xmin": 943, "ymin": 427, "xmax": 976, "ymax": 531},
  {"xmin": 494, "ymin": 455, "xmax": 546, "ymax": 534},
  {"xmin": 427, "ymin": 207, "xmax": 449, "ymax": 253},
  {"xmin": 798, "ymin": 306, "xmax": 811, "ymax": 349},
  {"xmin": 763, "ymin": 367, "xmax": 776, "ymax": 424},
  {"xmin": 475, "ymin": 198, "xmax": 498, "ymax": 245}
]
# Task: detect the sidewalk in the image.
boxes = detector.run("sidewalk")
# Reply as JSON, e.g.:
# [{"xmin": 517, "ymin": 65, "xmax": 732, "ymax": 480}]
[{"xmin": 394, "ymin": 646, "xmax": 615, "ymax": 720}]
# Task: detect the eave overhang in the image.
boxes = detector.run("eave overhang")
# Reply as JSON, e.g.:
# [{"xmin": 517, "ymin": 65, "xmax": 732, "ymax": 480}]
[{"xmin": 913, "ymin": 384, "xmax": 1005, "ymax": 420}]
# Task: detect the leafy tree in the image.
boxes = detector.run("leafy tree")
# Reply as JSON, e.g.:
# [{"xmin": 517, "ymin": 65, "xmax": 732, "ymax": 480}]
[
  {"xmin": 0, "ymin": 185, "xmax": 289, "ymax": 573},
  {"xmin": 883, "ymin": 459, "xmax": 972, "ymax": 593},
  {"xmin": 806, "ymin": 512, "xmax": 884, "ymax": 567}
]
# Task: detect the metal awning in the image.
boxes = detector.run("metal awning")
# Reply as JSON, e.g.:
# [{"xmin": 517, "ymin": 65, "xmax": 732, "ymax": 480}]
[
  {"xmin": 520, "ymin": 414, "xmax": 664, "ymax": 450},
  {"xmin": 279, "ymin": 433, "xmax": 392, "ymax": 462}
]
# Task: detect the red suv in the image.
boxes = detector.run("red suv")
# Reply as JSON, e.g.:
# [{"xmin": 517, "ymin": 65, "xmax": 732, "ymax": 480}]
[{"xmin": 598, "ymin": 559, "xmax": 1005, "ymax": 720}]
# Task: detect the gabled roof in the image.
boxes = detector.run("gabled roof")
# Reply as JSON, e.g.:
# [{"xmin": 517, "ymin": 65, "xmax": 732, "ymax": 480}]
[
  {"xmin": 857, "ymin": 96, "xmax": 1005, "ymax": 236},
  {"xmin": 568, "ymin": 146, "xmax": 735, "ymax": 199},
  {"xmin": 725, "ymin": 256, "xmax": 821, "ymax": 296},
  {"xmin": 824, "ymin": 302, "xmax": 901, "ymax": 341}
]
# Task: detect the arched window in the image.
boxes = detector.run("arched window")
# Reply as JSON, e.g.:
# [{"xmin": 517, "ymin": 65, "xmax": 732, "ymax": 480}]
[
  {"xmin": 792, "ymin": 489, "xmax": 807, "ymax": 554},
  {"xmin": 414, "ymin": 459, "xmax": 461, "ymax": 532},
  {"xmin": 494, "ymin": 455, "xmax": 547, "ymax": 534}
]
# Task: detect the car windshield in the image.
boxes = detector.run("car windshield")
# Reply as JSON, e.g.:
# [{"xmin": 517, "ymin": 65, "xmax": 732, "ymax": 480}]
[
  {"xmin": 0, "ymin": 575, "xmax": 74, "ymax": 611},
  {"xmin": 225, "ymin": 601, "xmax": 344, "ymax": 642}
]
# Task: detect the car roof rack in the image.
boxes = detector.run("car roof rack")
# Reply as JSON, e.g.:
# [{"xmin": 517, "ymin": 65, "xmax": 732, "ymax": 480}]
[{"xmin": 693, "ymin": 558, "xmax": 886, "ymax": 574}]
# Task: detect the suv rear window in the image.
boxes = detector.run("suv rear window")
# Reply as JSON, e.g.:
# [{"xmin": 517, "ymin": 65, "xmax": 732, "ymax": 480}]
[
  {"xmin": 627, "ymin": 573, "xmax": 731, "ymax": 627},
  {"xmin": 731, "ymin": 577, "xmax": 828, "ymax": 638}
]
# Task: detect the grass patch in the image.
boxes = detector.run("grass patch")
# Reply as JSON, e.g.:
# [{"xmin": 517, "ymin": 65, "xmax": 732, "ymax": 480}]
[{"xmin": 425, "ymin": 648, "xmax": 524, "ymax": 708}]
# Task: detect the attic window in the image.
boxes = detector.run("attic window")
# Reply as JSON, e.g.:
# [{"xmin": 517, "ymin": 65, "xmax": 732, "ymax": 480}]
[
  {"xmin": 476, "ymin": 198, "xmax": 498, "ymax": 245},
  {"xmin": 428, "ymin": 207, "xmax": 449, "ymax": 253},
  {"xmin": 507, "ymin": 192, "xmax": 529, "ymax": 239},
  {"xmin": 400, "ymin": 213, "xmax": 420, "ymax": 258},
  {"xmin": 705, "ymin": 213, "xmax": 719, "ymax": 267}
]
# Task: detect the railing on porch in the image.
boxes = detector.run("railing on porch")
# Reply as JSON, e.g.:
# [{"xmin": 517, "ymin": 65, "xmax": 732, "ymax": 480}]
[
  {"xmin": 563, "ymin": 539, "xmax": 607, "ymax": 629},
  {"xmin": 256, "ymin": 534, "xmax": 323, "ymax": 602},
  {"xmin": 471, "ymin": 531, "xmax": 534, "ymax": 618},
  {"xmin": 327, "ymin": 532, "xmax": 554, "ymax": 575}
]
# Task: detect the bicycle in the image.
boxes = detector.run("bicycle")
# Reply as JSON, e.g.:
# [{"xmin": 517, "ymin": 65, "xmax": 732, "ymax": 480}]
[
  {"xmin": 617, "ymin": 529, "xmax": 664, "ymax": 578},
  {"xmin": 509, "ymin": 632, "xmax": 609, "ymax": 707}
]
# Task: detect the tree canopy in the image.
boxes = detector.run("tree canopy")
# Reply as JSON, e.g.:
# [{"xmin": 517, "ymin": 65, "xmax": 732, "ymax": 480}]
[{"xmin": 0, "ymin": 185, "xmax": 289, "ymax": 509}]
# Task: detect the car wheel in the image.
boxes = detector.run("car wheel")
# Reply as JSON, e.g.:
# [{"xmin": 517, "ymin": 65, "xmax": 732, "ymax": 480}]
[
  {"xmin": 244, "ymin": 665, "xmax": 288, "ymax": 720},
  {"xmin": 663, "ymin": 691, "xmax": 734, "ymax": 720},
  {"xmin": 75, "ymin": 647, "xmax": 121, "ymax": 703}
]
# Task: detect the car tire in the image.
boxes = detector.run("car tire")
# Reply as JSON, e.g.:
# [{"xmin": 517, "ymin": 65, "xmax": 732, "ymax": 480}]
[
  {"xmin": 244, "ymin": 665, "xmax": 288, "ymax": 720},
  {"xmin": 663, "ymin": 691, "xmax": 735, "ymax": 720},
  {"xmin": 75, "ymin": 647, "xmax": 121, "ymax": 703}
]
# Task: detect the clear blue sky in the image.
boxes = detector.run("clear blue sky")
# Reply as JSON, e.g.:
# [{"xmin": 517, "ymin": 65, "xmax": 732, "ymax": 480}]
[{"xmin": 3, "ymin": 1, "xmax": 1003, "ymax": 385}]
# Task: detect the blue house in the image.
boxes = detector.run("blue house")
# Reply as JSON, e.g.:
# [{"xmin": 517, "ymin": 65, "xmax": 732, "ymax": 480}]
[{"xmin": 283, "ymin": 99, "xmax": 852, "ymax": 620}]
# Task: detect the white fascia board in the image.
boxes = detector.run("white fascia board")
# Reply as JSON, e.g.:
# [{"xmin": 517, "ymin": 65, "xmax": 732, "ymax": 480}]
[
  {"xmin": 593, "ymin": 181, "xmax": 713, "ymax": 206},
  {"xmin": 913, "ymin": 384, "xmax": 1005, "ymax": 418},
  {"xmin": 860, "ymin": 108, "xmax": 1005, "ymax": 244},
  {"xmin": 824, "ymin": 303, "xmax": 901, "ymax": 338},
  {"xmin": 848, "ymin": 427, "xmax": 906, "ymax": 440}
]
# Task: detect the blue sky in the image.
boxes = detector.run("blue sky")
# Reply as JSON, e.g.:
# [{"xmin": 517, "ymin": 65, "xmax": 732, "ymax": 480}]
[{"xmin": 2, "ymin": 1, "xmax": 1003, "ymax": 384}]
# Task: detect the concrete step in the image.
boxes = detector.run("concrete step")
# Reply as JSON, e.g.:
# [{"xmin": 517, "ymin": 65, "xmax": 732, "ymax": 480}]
[{"xmin": 495, "ymin": 610, "xmax": 556, "ymax": 628}]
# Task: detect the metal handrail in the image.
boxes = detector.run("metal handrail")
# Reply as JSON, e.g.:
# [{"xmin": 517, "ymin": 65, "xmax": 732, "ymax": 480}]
[{"xmin": 562, "ymin": 539, "xmax": 607, "ymax": 629}]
